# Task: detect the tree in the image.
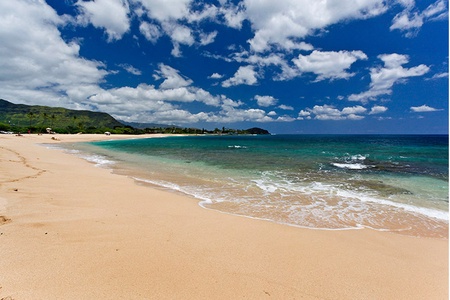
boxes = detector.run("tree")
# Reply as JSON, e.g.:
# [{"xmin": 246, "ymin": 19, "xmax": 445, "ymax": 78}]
[
  {"xmin": 42, "ymin": 112, "xmax": 48, "ymax": 125},
  {"xmin": 41, "ymin": 112, "xmax": 49, "ymax": 133},
  {"xmin": 71, "ymin": 115, "xmax": 77, "ymax": 133},
  {"xmin": 27, "ymin": 111, "xmax": 35, "ymax": 128},
  {"xmin": 50, "ymin": 114, "xmax": 56, "ymax": 127}
]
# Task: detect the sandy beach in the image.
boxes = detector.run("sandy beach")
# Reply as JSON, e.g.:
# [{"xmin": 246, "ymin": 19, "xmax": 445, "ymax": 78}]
[{"xmin": 0, "ymin": 134, "xmax": 447, "ymax": 299}]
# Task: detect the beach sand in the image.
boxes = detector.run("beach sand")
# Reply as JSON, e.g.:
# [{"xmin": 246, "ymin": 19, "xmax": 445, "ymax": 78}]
[{"xmin": 0, "ymin": 134, "xmax": 448, "ymax": 299}]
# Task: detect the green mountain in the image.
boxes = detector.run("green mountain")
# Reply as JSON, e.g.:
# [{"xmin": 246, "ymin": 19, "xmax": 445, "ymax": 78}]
[
  {"xmin": 0, "ymin": 99, "xmax": 126, "ymax": 133},
  {"xmin": 0, "ymin": 99, "xmax": 270, "ymax": 135}
]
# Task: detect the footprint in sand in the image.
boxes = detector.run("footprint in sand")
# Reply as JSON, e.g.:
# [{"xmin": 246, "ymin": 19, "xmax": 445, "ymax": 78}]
[{"xmin": 0, "ymin": 216, "xmax": 11, "ymax": 225}]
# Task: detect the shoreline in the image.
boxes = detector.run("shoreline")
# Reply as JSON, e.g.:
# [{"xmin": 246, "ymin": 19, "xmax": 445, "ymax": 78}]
[
  {"xmin": 69, "ymin": 134, "xmax": 448, "ymax": 239},
  {"xmin": 0, "ymin": 134, "xmax": 448, "ymax": 299}
]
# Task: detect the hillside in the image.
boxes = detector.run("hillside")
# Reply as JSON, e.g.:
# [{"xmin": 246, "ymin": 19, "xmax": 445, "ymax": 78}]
[
  {"xmin": 0, "ymin": 99, "xmax": 270, "ymax": 135},
  {"xmin": 0, "ymin": 99, "xmax": 126, "ymax": 133}
]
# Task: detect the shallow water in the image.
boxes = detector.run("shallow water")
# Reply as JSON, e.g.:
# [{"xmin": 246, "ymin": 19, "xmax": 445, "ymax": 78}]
[{"xmin": 58, "ymin": 134, "xmax": 449, "ymax": 238}]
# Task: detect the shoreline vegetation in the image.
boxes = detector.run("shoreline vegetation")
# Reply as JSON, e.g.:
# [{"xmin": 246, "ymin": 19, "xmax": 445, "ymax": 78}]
[
  {"xmin": 0, "ymin": 99, "xmax": 269, "ymax": 135},
  {"xmin": 0, "ymin": 133, "xmax": 448, "ymax": 299}
]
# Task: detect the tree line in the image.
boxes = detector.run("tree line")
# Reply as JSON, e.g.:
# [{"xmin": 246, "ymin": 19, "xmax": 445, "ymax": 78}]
[{"xmin": 0, "ymin": 111, "xmax": 268, "ymax": 135}]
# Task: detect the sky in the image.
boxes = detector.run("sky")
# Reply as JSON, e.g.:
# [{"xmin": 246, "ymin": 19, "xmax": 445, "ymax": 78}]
[{"xmin": 0, "ymin": 0, "xmax": 448, "ymax": 134}]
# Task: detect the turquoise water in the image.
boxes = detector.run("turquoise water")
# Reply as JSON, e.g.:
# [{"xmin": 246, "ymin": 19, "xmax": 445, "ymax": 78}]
[{"xmin": 66, "ymin": 135, "xmax": 449, "ymax": 237}]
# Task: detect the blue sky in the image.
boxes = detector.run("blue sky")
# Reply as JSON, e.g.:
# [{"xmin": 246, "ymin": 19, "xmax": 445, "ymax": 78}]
[{"xmin": 1, "ymin": 0, "xmax": 448, "ymax": 134}]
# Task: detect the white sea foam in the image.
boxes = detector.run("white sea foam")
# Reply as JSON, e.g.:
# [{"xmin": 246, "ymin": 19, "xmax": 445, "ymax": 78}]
[
  {"xmin": 79, "ymin": 154, "xmax": 115, "ymax": 167},
  {"xmin": 246, "ymin": 172, "xmax": 449, "ymax": 222},
  {"xmin": 228, "ymin": 145, "xmax": 247, "ymax": 149},
  {"xmin": 332, "ymin": 186, "xmax": 449, "ymax": 221},
  {"xmin": 56, "ymin": 145, "xmax": 115, "ymax": 167},
  {"xmin": 132, "ymin": 177, "xmax": 214, "ymax": 205},
  {"xmin": 252, "ymin": 179, "xmax": 278, "ymax": 193},
  {"xmin": 43, "ymin": 144, "xmax": 63, "ymax": 150},
  {"xmin": 122, "ymin": 170, "xmax": 450, "ymax": 238},
  {"xmin": 351, "ymin": 154, "xmax": 367, "ymax": 160},
  {"xmin": 332, "ymin": 163, "xmax": 373, "ymax": 170}
]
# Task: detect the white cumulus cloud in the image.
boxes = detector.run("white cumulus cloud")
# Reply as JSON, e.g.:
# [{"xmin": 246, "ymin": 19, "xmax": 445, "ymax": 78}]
[
  {"xmin": 349, "ymin": 54, "xmax": 429, "ymax": 102},
  {"xmin": 301, "ymin": 105, "xmax": 367, "ymax": 120},
  {"xmin": 390, "ymin": 0, "xmax": 448, "ymax": 37},
  {"xmin": 199, "ymin": 31, "xmax": 218, "ymax": 45},
  {"xmin": 410, "ymin": 105, "xmax": 442, "ymax": 112},
  {"xmin": 137, "ymin": 0, "xmax": 191, "ymax": 22},
  {"xmin": 244, "ymin": 0, "xmax": 387, "ymax": 52},
  {"xmin": 139, "ymin": 21, "xmax": 162, "ymax": 43},
  {"xmin": 222, "ymin": 66, "xmax": 259, "ymax": 87},
  {"xmin": 155, "ymin": 64, "xmax": 193, "ymax": 89},
  {"xmin": 369, "ymin": 105, "xmax": 388, "ymax": 114},
  {"xmin": 278, "ymin": 104, "xmax": 294, "ymax": 110},
  {"xmin": 209, "ymin": 73, "xmax": 223, "ymax": 79},
  {"xmin": 219, "ymin": 1, "xmax": 246, "ymax": 29},
  {"xmin": 76, "ymin": 0, "xmax": 130, "ymax": 42},
  {"xmin": 0, "ymin": 0, "xmax": 107, "ymax": 108},
  {"xmin": 292, "ymin": 50, "xmax": 368, "ymax": 81},
  {"xmin": 254, "ymin": 95, "xmax": 278, "ymax": 107}
]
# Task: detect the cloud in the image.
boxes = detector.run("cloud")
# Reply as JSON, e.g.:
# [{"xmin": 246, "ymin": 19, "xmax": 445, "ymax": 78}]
[
  {"xmin": 298, "ymin": 110, "xmax": 312, "ymax": 120},
  {"xmin": 219, "ymin": 1, "xmax": 246, "ymax": 29},
  {"xmin": 139, "ymin": 21, "xmax": 162, "ymax": 43},
  {"xmin": 222, "ymin": 66, "xmax": 259, "ymax": 87},
  {"xmin": 231, "ymin": 51, "xmax": 298, "ymax": 81},
  {"xmin": 0, "ymin": 0, "xmax": 276, "ymax": 127},
  {"xmin": 390, "ymin": 0, "xmax": 448, "ymax": 37},
  {"xmin": 348, "ymin": 54, "xmax": 429, "ymax": 102},
  {"xmin": 163, "ymin": 23, "xmax": 194, "ymax": 46},
  {"xmin": 300, "ymin": 105, "xmax": 367, "ymax": 120},
  {"xmin": 278, "ymin": 104, "xmax": 294, "ymax": 110},
  {"xmin": 430, "ymin": 72, "xmax": 449, "ymax": 79},
  {"xmin": 228, "ymin": 49, "xmax": 367, "ymax": 83},
  {"xmin": 208, "ymin": 73, "xmax": 223, "ymax": 79},
  {"xmin": 244, "ymin": 0, "xmax": 387, "ymax": 52},
  {"xmin": 135, "ymin": 1, "xmax": 222, "ymax": 56},
  {"xmin": 292, "ymin": 50, "xmax": 368, "ymax": 81},
  {"xmin": 160, "ymin": 22, "xmax": 195, "ymax": 56},
  {"xmin": 91, "ymin": 86, "xmax": 282, "ymax": 124},
  {"xmin": 2, "ymin": 0, "xmax": 446, "ymax": 128},
  {"xmin": 76, "ymin": 0, "xmax": 130, "ymax": 42},
  {"xmin": 0, "ymin": 0, "xmax": 107, "ymax": 108},
  {"xmin": 155, "ymin": 64, "xmax": 193, "ymax": 89},
  {"xmin": 369, "ymin": 105, "xmax": 388, "ymax": 114},
  {"xmin": 341, "ymin": 106, "xmax": 367, "ymax": 115},
  {"xmin": 87, "ymin": 81, "xmax": 226, "ymax": 119},
  {"xmin": 410, "ymin": 105, "xmax": 442, "ymax": 112},
  {"xmin": 119, "ymin": 64, "xmax": 142, "ymax": 75},
  {"xmin": 276, "ymin": 115, "xmax": 297, "ymax": 122},
  {"xmin": 186, "ymin": 3, "xmax": 218, "ymax": 23},
  {"xmin": 299, "ymin": 104, "xmax": 386, "ymax": 121},
  {"xmin": 212, "ymin": 107, "xmax": 274, "ymax": 123},
  {"xmin": 137, "ymin": 0, "xmax": 191, "ymax": 22},
  {"xmin": 254, "ymin": 95, "xmax": 278, "ymax": 107},
  {"xmin": 199, "ymin": 31, "xmax": 218, "ymax": 45},
  {"xmin": 135, "ymin": 104, "xmax": 272, "ymax": 124}
]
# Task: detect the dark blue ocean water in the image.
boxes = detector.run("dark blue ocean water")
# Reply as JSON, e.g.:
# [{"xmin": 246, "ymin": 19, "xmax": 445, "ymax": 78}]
[{"xmin": 69, "ymin": 135, "xmax": 449, "ymax": 237}]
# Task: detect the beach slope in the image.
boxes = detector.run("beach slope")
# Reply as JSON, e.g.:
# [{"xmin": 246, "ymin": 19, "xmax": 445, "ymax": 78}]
[{"xmin": 0, "ymin": 134, "xmax": 447, "ymax": 299}]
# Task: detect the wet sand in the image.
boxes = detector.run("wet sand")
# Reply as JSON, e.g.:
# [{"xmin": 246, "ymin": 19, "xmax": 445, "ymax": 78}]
[{"xmin": 0, "ymin": 133, "xmax": 448, "ymax": 299}]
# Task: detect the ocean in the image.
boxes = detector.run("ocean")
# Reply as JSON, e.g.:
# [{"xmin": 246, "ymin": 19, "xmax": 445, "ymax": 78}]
[{"xmin": 61, "ymin": 134, "xmax": 449, "ymax": 238}]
